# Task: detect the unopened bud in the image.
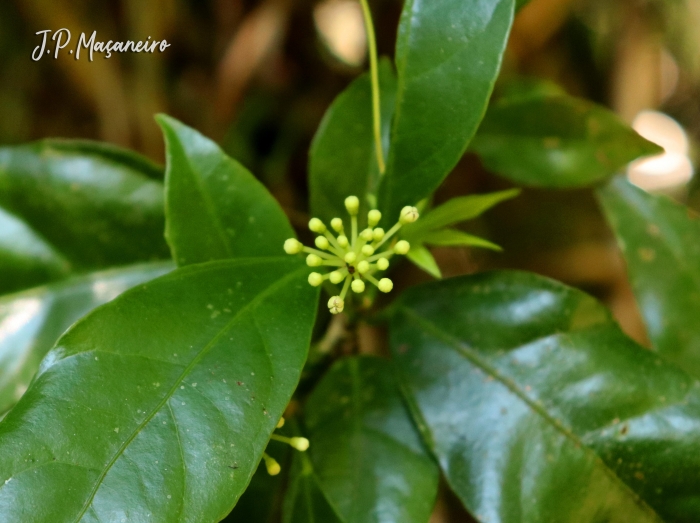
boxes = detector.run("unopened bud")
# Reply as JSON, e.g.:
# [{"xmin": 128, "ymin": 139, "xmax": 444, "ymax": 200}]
[
  {"xmin": 315, "ymin": 236, "xmax": 330, "ymax": 250},
  {"xmin": 394, "ymin": 240, "xmax": 411, "ymax": 255},
  {"xmin": 368, "ymin": 210, "xmax": 382, "ymax": 227},
  {"xmin": 377, "ymin": 258, "xmax": 390, "ymax": 271},
  {"xmin": 290, "ymin": 437, "xmax": 310, "ymax": 452},
  {"xmin": 337, "ymin": 235, "xmax": 349, "ymax": 248},
  {"xmin": 360, "ymin": 228, "xmax": 374, "ymax": 241},
  {"xmin": 345, "ymin": 196, "xmax": 360, "ymax": 215},
  {"xmin": 351, "ymin": 280, "xmax": 365, "ymax": 293},
  {"xmin": 331, "ymin": 218, "xmax": 344, "ymax": 232},
  {"xmin": 362, "ymin": 245, "xmax": 374, "ymax": 256},
  {"xmin": 357, "ymin": 261, "xmax": 370, "ymax": 274},
  {"xmin": 306, "ymin": 254, "xmax": 322, "ymax": 267},
  {"xmin": 284, "ymin": 238, "xmax": 303, "ymax": 254},
  {"xmin": 373, "ymin": 228, "xmax": 385, "ymax": 241},
  {"xmin": 309, "ymin": 218, "xmax": 326, "ymax": 233},
  {"xmin": 263, "ymin": 455, "xmax": 281, "ymax": 476},
  {"xmin": 308, "ymin": 272, "xmax": 324, "ymax": 286},
  {"xmin": 329, "ymin": 271, "xmax": 344, "ymax": 284},
  {"xmin": 399, "ymin": 206, "xmax": 419, "ymax": 224},
  {"xmin": 378, "ymin": 278, "xmax": 394, "ymax": 293},
  {"xmin": 344, "ymin": 252, "xmax": 357, "ymax": 264}
]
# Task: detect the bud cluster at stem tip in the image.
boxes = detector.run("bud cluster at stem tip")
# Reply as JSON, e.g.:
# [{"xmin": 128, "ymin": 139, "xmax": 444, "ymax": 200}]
[{"xmin": 283, "ymin": 196, "xmax": 419, "ymax": 314}]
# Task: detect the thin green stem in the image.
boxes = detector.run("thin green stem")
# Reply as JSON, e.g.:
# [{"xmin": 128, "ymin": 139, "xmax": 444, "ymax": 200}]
[
  {"xmin": 359, "ymin": 0, "xmax": 385, "ymax": 175},
  {"xmin": 351, "ymin": 215, "xmax": 358, "ymax": 249},
  {"xmin": 303, "ymin": 246, "xmax": 336, "ymax": 260},
  {"xmin": 340, "ymin": 276, "xmax": 352, "ymax": 300},
  {"xmin": 374, "ymin": 222, "xmax": 401, "ymax": 249}
]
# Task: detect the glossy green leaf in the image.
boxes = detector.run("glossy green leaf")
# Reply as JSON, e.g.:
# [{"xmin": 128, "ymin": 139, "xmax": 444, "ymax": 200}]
[
  {"xmin": 404, "ymin": 189, "xmax": 519, "ymax": 239},
  {"xmin": 283, "ymin": 453, "xmax": 344, "ymax": 523},
  {"xmin": 309, "ymin": 60, "xmax": 397, "ymax": 223},
  {"xmin": 471, "ymin": 85, "xmax": 663, "ymax": 188},
  {"xmin": 378, "ymin": 0, "xmax": 516, "ymax": 223},
  {"xmin": 0, "ymin": 262, "xmax": 173, "ymax": 416},
  {"xmin": 40, "ymin": 139, "xmax": 164, "ymax": 181},
  {"xmin": 0, "ymin": 140, "xmax": 169, "ymax": 268},
  {"xmin": 598, "ymin": 176, "xmax": 700, "ymax": 376},
  {"xmin": 0, "ymin": 258, "xmax": 318, "ymax": 522},
  {"xmin": 158, "ymin": 115, "xmax": 294, "ymax": 265},
  {"xmin": 391, "ymin": 271, "xmax": 700, "ymax": 522},
  {"xmin": 406, "ymin": 245, "xmax": 442, "ymax": 279},
  {"xmin": 302, "ymin": 356, "xmax": 439, "ymax": 523},
  {"xmin": 421, "ymin": 229, "xmax": 501, "ymax": 250},
  {"xmin": 0, "ymin": 207, "xmax": 71, "ymax": 295}
]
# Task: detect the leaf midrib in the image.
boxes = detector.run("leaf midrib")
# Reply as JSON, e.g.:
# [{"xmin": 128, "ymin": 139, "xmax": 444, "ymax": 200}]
[
  {"xmin": 400, "ymin": 306, "xmax": 665, "ymax": 523},
  {"xmin": 174, "ymin": 147, "xmax": 234, "ymax": 260},
  {"xmin": 71, "ymin": 265, "xmax": 305, "ymax": 522}
]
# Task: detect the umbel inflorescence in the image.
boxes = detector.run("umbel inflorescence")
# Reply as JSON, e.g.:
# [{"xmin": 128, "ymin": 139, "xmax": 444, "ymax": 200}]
[{"xmin": 284, "ymin": 196, "xmax": 419, "ymax": 314}]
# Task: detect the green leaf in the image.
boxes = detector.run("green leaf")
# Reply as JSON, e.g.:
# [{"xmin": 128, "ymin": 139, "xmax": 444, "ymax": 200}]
[
  {"xmin": 378, "ymin": 0, "xmax": 516, "ymax": 223},
  {"xmin": 391, "ymin": 271, "xmax": 700, "ymax": 522},
  {"xmin": 421, "ymin": 229, "xmax": 502, "ymax": 250},
  {"xmin": 404, "ymin": 189, "xmax": 519, "ymax": 238},
  {"xmin": 0, "ymin": 262, "xmax": 172, "ymax": 416},
  {"xmin": 157, "ymin": 115, "xmax": 295, "ymax": 265},
  {"xmin": 598, "ymin": 176, "xmax": 700, "ymax": 376},
  {"xmin": 0, "ymin": 207, "xmax": 71, "ymax": 295},
  {"xmin": 41, "ymin": 139, "xmax": 164, "ymax": 181},
  {"xmin": 0, "ymin": 258, "xmax": 318, "ymax": 522},
  {"xmin": 309, "ymin": 59, "xmax": 397, "ymax": 223},
  {"xmin": 301, "ymin": 356, "xmax": 439, "ymax": 523},
  {"xmin": 471, "ymin": 83, "xmax": 663, "ymax": 188},
  {"xmin": 283, "ymin": 453, "xmax": 344, "ymax": 523},
  {"xmin": 406, "ymin": 245, "xmax": 442, "ymax": 279},
  {"xmin": 0, "ymin": 140, "xmax": 169, "ymax": 268}
]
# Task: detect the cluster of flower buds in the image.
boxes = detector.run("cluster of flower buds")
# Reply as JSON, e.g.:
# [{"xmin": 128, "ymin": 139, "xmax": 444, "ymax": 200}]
[
  {"xmin": 262, "ymin": 417, "xmax": 310, "ymax": 476},
  {"xmin": 284, "ymin": 196, "xmax": 419, "ymax": 314}
]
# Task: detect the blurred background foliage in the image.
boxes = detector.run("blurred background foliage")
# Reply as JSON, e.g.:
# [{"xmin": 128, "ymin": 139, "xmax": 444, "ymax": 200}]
[
  {"xmin": 3, "ymin": 0, "xmax": 700, "ymax": 350},
  {"xmin": 3, "ymin": 0, "xmax": 700, "ymax": 520}
]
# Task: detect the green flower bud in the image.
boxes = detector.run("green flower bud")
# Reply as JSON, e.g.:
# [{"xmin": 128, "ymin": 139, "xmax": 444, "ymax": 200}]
[
  {"xmin": 290, "ymin": 437, "xmax": 310, "ymax": 452},
  {"xmin": 308, "ymin": 272, "xmax": 324, "ymax": 287},
  {"xmin": 351, "ymin": 279, "xmax": 365, "ymax": 293},
  {"xmin": 368, "ymin": 210, "xmax": 382, "ymax": 227},
  {"xmin": 373, "ymin": 228, "xmax": 385, "ymax": 241},
  {"xmin": 263, "ymin": 454, "xmax": 281, "ymax": 476},
  {"xmin": 306, "ymin": 254, "xmax": 322, "ymax": 267},
  {"xmin": 328, "ymin": 296, "xmax": 345, "ymax": 314},
  {"xmin": 345, "ymin": 196, "xmax": 360, "ymax": 215},
  {"xmin": 394, "ymin": 240, "xmax": 411, "ymax": 255},
  {"xmin": 357, "ymin": 260, "xmax": 370, "ymax": 274},
  {"xmin": 360, "ymin": 228, "xmax": 374, "ymax": 241},
  {"xmin": 377, "ymin": 258, "xmax": 390, "ymax": 271},
  {"xmin": 344, "ymin": 252, "xmax": 357, "ymax": 264},
  {"xmin": 399, "ymin": 206, "xmax": 419, "ymax": 224},
  {"xmin": 329, "ymin": 271, "xmax": 344, "ymax": 284},
  {"xmin": 284, "ymin": 238, "xmax": 303, "ymax": 254},
  {"xmin": 361, "ymin": 245, "xmax": 374, "ymax": 256},
  {"xmin": 378, "ymin": 278, "xmax": 394, "ymax": 293},
  {"xmin": 331, "ymin": 217, "xmax": 344, "ymax": 232},
  {"xmin": 315, "ymin": 236, "xmax": 330, "ymax": 250},
  {"xmin": 309, "ymin": 218, "xmax": 326, "ymax": 233},
  {"xmin": 337, "ymin": 235, "xmax": 349, "ymax": 248}
]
